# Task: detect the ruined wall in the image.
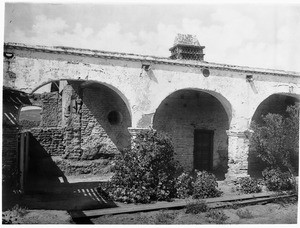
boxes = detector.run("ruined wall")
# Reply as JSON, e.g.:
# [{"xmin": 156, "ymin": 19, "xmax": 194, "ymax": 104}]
[
  {"xmin": 79, "ymin": 84, "xmax": 131, "ymax": 159},
  {"xmin": 153, "ymin": 90, "xmax": 229, "ymax": 173},
  {"xmin": 28, "ymin": 81, "xmax": 131, "ymax": 162},
  {"xmin": 4, "ymin": 43, "xmax": 300, "ymax": 180},
  {"xmin": 30, "ymin": 128, "xmax": 65, "ymax": 156}
]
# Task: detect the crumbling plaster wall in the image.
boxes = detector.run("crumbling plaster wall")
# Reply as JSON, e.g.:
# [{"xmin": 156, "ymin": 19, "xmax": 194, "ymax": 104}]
[
  {"xmin": 4, "ymin": 48, "xmax": 300, "ymax": 131},
  {"xmin": 4, "ymin": 46, "xmax": 300, "ymax": 179}
]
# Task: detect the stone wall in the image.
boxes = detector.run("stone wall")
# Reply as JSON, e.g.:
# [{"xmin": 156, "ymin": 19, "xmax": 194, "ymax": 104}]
[
  {"xmin": 40, "ymin": 92, "xmax": 62, "ymax": 127},
  {"xmin": 2, "ymin": 126, "xmax": 19, "ymax": 168},
  {"xmin": 30, "ymin": 128, "xmax": 65, "ymax": 156},
  {"xmin": 153, "ymin": 90, "xmax": 229, "ymax": 174},
  {"xmin": 28, "ymin": 82, "xmax": 131, "ymax": 162}
]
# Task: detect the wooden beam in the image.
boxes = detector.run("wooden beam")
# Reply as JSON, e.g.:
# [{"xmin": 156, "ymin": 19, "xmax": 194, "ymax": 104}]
[{"xmin": 70, "ymin": 192, "xmax": 294, "ymax": 218}]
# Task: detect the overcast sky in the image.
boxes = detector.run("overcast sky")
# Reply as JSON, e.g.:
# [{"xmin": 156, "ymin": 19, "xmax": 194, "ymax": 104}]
[{"xmin": 4, "ymin": 1, "xmax": 300, "ymax": 72}]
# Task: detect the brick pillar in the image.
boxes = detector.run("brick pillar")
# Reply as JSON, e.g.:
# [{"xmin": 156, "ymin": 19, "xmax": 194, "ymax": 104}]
[
  {"xmin": 128, "ymin": 127, "xmax": 151, "ymax": 146},
  {"xmin": 225, "ymin": 130, "xmax": 250, "ymax": 181}
]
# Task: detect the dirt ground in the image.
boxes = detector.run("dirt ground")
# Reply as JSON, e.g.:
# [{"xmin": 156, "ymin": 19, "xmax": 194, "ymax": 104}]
[
  {"xmin": 2, "ymin": 201, "xmax": 297, "ymax": 224},
  {"xmin": 91, "ymin": 202, "xmax": 298, "ymax": 224}
]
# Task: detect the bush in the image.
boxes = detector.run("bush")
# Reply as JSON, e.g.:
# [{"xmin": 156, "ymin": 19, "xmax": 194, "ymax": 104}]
[
  {"xmin": 185, "ymin": 200, "xmax": 208, "ymax": 214},
  {"xmin": 249, "ymin": 105, "xmax": 299, "ymax": 175},
  {"xmin": 262, "ymin": 168, "xmax": 294, "ymax": 191},
  {"xmin": 175, "ymin": 170, "xmax": 222, "ymax": 199},
  {"xmin": 104, "ymin": 130, "xmax": 180, "ymax": 203},
  {"xmin": 193, "ymin": 171, "xmax": 223, "ymax": 199},
  {"xmin": 174, "ymin": 171, "xmax": 195, "ymax": 198},
  {"xmin": 206, "ymin": 210, "xmax": 228, "ymax": 224},
  {"xmin": 236, "ymin": 177, "xmax": 262, "ymax": 194}
]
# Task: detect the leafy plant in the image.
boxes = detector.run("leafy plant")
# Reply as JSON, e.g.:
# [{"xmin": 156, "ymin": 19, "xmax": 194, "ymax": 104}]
[
  {"xmin": 236, "ymin": 208, "xmax": 253, "ymax": 219},
  {"xmin": 236, "ymin": 177, "xmax": 262, "ymax": 194},
  {"xmin": 185, "ymin": 200, "xmax": 208, "ymax": 214},
  {"xmin": 175, "ymin": 171, "xmax": 195, "ymax": 198},
  {"xmin": 103, "ymin": 129, "xmax": 180, "ymax": 203},
  {"xmin": 249, "ymin": 105, "xmax": 299, "ymax": 175},
  {"xmin": 192, "ymin": 171, "xmax": 223, "ymax": 199},
  {"xmin": 175, "ymin": 170, "xmax": 222, "ymax": 199},
  {"xmin": 206, "ymin": 210, "xmax": 228, "ymax": 224},
  {"xmin": 262, "ymin": 168, "xmax": 294, "ymax": 191}
]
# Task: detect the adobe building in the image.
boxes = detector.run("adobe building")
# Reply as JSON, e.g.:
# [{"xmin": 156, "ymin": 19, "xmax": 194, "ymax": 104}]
[{"xmin": 2, "ymin": 34, "xmax": 300, "ymax": 186}]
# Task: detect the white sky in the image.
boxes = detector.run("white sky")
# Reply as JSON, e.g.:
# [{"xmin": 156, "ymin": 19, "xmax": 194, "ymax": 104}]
[{"xmin": 3, "ymin": 0, "xmax": 300, "ymax": 72}]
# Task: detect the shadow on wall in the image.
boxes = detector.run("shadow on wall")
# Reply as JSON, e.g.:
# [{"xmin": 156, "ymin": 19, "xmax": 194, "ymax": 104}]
[
  {"xmin": 25, "ymin": 132, "xmax": 68, "ymax": 191},
  {"xmin": 72, "ymin": 82, "xmax": 132, "ymax": 155},
  {"xmin": 2, "ymin": 132, "xmax": 118, "ymax": 212}
]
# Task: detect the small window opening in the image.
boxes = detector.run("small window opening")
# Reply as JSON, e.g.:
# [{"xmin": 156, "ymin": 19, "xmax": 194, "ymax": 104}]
[{"xmin": 108, "ymin": 111, "xmax": 122, "ymax": 125}]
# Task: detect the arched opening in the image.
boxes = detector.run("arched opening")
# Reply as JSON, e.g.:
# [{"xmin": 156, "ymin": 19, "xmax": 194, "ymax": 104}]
[
  {"xmin": 153, "ymin": 89, "xmax": 230, "ymax": 180},
  {"xmin": 19, "ymin": 79, "xmax": 132, "ymax": 191},
  {"xmin": 248, "ymin": 93, "xmax": 300, "ymax": 178}
]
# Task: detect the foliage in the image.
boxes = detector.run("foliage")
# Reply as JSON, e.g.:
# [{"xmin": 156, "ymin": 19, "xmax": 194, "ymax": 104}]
[
  {"xmin": 205, "ymin": 210, "xmax": 228, "ymax": 224},
  {"xmin": 175, "ymin": 170, "xmax": 222, "ymax": 199},
  {"xmin": 262, "ymin": 168, "xmax": 295, "ymax": 191},
  {"xmin": 249, "ymin": 105, "xmax": 299, "ymax": 174},
  {"xmin": 2, "ymin": 204, "xmax": 28, "ymax": 224},
  {"xmin": 2, "ymin": 165, "xmax": 20, "ymax": 193},
  {"xmin": 185, "ymin": 200, "xmax": 208, "ymax": 214},
  {"xmin": 104, "ymin": 129, "xmax": 180, "ymax": 203},
  {"xmin": 192, "ymin": 171, "xmax": 223, "ymax": 199},
  {"xmin": 236, "ymin": 208, "xmax": 253, "ymax": 219},
  {"xmin": 236, "ymin": 177, "xmax": 262, "ymax": 194},
  {"xmin": 174, "ymin": 171, "xmax": 195, "ymax": 198}
]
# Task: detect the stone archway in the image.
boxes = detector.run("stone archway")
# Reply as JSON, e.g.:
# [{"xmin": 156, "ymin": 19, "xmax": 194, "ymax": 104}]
[
  {"xmin": 153, "ymin": 89, "xmax": 231, "ymax": 180},
  {"xmin": 248, "ymin": 93, "xmax": 300, "ymax": 177}
]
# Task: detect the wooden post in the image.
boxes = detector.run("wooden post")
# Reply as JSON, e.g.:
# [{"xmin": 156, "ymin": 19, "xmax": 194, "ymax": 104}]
[{"xmin": 19, "ymin": 133, "xmax": 25, "ymax": 191}]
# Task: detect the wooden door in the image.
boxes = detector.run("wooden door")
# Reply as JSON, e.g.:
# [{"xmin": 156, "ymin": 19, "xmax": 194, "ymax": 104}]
[{"xmin": 194, "ymin": 130, "xmax": 213, "ymax": 171}]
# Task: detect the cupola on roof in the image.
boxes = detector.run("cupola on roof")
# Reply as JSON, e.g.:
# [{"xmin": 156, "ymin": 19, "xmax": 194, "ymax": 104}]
[{"xmin": 169, "ymin": 34, "xmax": 205, "ymax": 61}]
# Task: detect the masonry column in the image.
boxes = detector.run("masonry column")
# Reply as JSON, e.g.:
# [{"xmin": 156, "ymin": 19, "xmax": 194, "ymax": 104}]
[
  {"xmin": 128, "ymin": 127, "xmax": 151, "ymax": 143},
  {"xmin": 225, "ymin": 129, "xmax": 250, "ymax": 181}
]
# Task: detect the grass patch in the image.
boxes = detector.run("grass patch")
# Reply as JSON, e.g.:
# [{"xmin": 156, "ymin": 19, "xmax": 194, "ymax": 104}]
[
  {"xmin": 236, "ymin": 208, "xmax": 253, "ymax": 219},
  {"xmin": 185, "ymin": 200, "xmax": 208, "ymax": 214},
  {"xmin": 206, "ymin": 210, "xmax": 228, "ymax": 224}
]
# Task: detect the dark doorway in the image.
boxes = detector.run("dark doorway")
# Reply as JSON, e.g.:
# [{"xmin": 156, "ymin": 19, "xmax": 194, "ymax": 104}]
[{"xmin": 194, "ymin": 130, "xmax": 214, "ymax": 171}]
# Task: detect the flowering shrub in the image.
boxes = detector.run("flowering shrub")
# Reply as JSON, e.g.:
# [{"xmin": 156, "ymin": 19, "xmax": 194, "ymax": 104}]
[
  {"xmin": 236, "ymin": 177, "xmax": 262, "ymax": 194},
  {"xmin": 262, "ymin": 168, "xmax": 294, "ymax": 191},
  {"xmin": 174, "ymin": 171, "xmax": 195, "ymax": 198},
  {"xmin": 103, "ymin": 130, "xmax": 180, "ymax": 203},
  {"xmin": 193, "ymin": 171, "xmax": 223, "ymax": 199},
  {"xmin": 175, "ymin": 170, "xmax": 222, "ymax": 199}
]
